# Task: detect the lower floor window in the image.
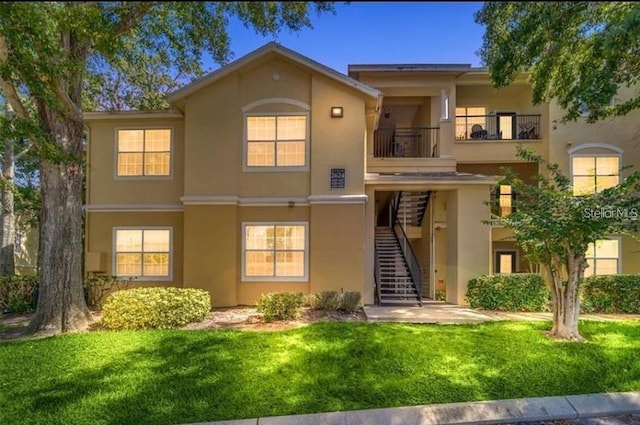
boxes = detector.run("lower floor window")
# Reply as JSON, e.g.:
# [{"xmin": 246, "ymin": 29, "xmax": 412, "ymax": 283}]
[
  {"xmin": 114, "ymin": 227, "xmax": 172, "ymax": 279},
  {"xmin": 242, "ymin": 222, "xmax": 308, "ymax": 281},
  {"xmin": 585, "ymin": 238, "xmax": 620, "ymax": 277}
]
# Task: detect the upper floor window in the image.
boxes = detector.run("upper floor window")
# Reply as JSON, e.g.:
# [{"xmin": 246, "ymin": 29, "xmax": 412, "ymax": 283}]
[
  {"xmin": 571, "ymin": 156, "xmax": 619, "ymax": 195},
  {"xmin": 113, "ymin": 227, "xmax": 172, "ymax": 280},
  {"xmin": 584, "ymin": 238, "xmax": 620, "ymax": 277},
  {"xmin": 246, "ymin": 115, "xmax": 307, "ymax": 168},
  {"xmin": 117, "ymin": 129, "xmax": 171, "ymax": 177}
]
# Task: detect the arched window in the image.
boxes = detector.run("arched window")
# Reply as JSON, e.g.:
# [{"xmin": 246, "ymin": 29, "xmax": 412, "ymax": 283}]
[
  {"xmin": 568, "ymin": 143, "xmax": 623, "ymax": 195},
  {"xmin": 242, "ymin": 98, "xmax": 310, "ymax": 171}
]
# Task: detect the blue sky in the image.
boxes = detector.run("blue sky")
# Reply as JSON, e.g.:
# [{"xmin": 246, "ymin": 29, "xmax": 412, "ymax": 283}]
[{"xmin": 210, "ymin": 2, "xmax": 486, "ymax": 74}]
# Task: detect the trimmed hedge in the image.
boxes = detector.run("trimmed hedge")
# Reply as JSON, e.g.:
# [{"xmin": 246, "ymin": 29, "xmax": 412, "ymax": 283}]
[
  {"xmin": 101, "ymin": 287, "xmax": 211, "ymax": 330},
  {"xmin": 466, "ymin": 274, "xmax": 549, "ymax": 312},
  {"xmin": 0, "ymin": 276, "xmax": 38, "ymax": 313},
  {"xmin": 256, "ymin": 292, "xmax": 306, "ymax": 322},
  {"xmin": 309, "ymin": 290, "xmax": 362, "ymax": 313},
  {"xmin": 581, "ymin": 275, "xmax": 640, "ymax": 313}
]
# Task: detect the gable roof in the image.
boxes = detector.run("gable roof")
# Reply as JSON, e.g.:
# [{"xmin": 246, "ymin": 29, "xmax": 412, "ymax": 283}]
[{"xmin": 167, "ymin": 42, "xmax": 382, "ymax": 103}]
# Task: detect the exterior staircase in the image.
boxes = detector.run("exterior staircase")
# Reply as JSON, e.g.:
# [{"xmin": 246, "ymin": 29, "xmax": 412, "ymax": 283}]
[
  {"xmin": 375, "ymin": 227, "xmax": 421, "ymax": 306},
  {"xmin": 394, "ymin": 191, "xmax": 431, "ymax": 227}
]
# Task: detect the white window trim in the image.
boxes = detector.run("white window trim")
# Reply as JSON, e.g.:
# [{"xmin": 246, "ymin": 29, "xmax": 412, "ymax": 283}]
[
  {"xmin": 112, "ymin": 226, "xmax": 173, "ymax": 281},
  {"xmin": 241, "ymin": 221, "xmax": 309, "ymax": 282},
  {"xmin": 242, "ymin": 111, "xmax": 311, "ymax": 173},
  {"xmin": 585, "ymin": 236, "xmax": 622, "ymax": 276},
  {"xmin": 569, "ymin": 149, "xmax": 621, "ymax": 195},
  {"xmin": 113, "ymin": 126, "xmax": 175, "ymax": 181}
]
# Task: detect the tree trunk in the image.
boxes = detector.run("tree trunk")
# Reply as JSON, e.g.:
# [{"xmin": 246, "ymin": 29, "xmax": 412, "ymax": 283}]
[
  {"xmin": 26, "ymin": 113, "xmax": 91, "ymax": 335},
  {"xmin": 0, "ymin": 133, "xmax": 15, "ymax": 275},
  {"xmin": 548, "ymin": 255, "xmax": 584, "ymax": 341}
]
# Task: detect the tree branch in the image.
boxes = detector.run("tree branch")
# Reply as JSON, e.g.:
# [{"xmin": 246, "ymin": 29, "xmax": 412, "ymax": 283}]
[
  {"xmin": 15, "ymin": 142, "xmax": 33, "ymax": 161},
  {"xmin": 112, "ymin": 3, "xmax": 161, "ymax": 36},
  {"xmin": 0, "ymin": 34, "xmax": 30, "ymax": 120}
]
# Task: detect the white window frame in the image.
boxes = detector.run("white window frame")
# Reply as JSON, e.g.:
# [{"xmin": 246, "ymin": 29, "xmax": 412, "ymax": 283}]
[
  {"xmin": 241, "ymin": 221, "xmax": 309, "ymax": 282},
  {"xmin": 242, "ymin": 97, "xmax": 310, "ymax": 172},
  {"xmin": 112, "ymin": 226, "xmax": 173, "ymax": 281},
  {"xmin": 585, "ymin": 236, "xmax": 621, "ymax": 277},
  {"xmin": 569, "ymin": 145, "xmax": 622, "ymax": 195},
  {"xmin": 113, "ymin": 126, "xmax": 174, "ymax": 180}
]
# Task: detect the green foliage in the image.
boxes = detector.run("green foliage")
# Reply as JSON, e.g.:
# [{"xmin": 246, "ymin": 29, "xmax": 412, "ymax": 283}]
[
  {"xmin": 0, "ymin": 275, "xmax": 38, "ymax": 313},
  {"xmin": 435, "ymin": 290, "xmax": 446, "ymax": 301},
  {"xmin": 3, "ymin": 321, "xmax": 640, "ymax": 424},
  {"xmin": 101, "ymin": 287, "xmax": 211, "ymax": 330},
  {"xmin": 309, "ymin": 291, "xmax": 341, "ymax": 310},
  {"xmin": 466, "ymin": 274, "xmax": 550, "ymax": 312},
  {"xmin": 340, "ymin": 291, "xmax": 361, "ymax": 313},
  {"xmin": 256, "ymin": 292, "xmax": 305, "ymax": 322},
  {"xmin": 309, "ymin": 290, "xmax": 362, "ymax": 313},
  {"xmin": 83, "ymin": 275, "xmax": 133, "ymax": 308},
  {"xmin": 476, "ymin": 2, "xmax": 640, "ymax": 123},
  {"xmin": 582, "ymin": 275, "xmax": 640, "ymax": 313}
]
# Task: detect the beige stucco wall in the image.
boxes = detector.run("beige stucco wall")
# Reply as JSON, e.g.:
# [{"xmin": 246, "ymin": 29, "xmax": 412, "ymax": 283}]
[
  {"xmin": 182, "ymin": 204, "xmax": 366, "ymax": 307},
  {"xmin": 180, "ymin": 56, "xmax": 368, "ymax": 199},
  {"xmin": 309, "ymin": 204, "xmax": 365, "ymax": 296},
  {"xmin": 446, "ymin": 187, "xmax": 492, "ymax": 304},
  {"xmin": 183, "ymin": 205, "xmax": 238, "ymax": 306},
  {"xmin": 86, "ymin": 118, "xmax": 185, "ymax": 205},
  {"xmin": 85, "ymin": 212, "xmax": 184, "ymax": 287}
]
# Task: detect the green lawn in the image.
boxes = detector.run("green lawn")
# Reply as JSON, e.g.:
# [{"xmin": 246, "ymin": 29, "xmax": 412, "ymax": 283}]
[{"xmin": 1, "ymin": 321, "xmax": 640, "ymax": 425}]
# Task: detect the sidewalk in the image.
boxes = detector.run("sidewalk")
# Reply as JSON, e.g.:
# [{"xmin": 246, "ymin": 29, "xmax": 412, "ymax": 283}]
[{"xmin": 185, "ymin": 391, "xmax": 640, "ymax": 425}]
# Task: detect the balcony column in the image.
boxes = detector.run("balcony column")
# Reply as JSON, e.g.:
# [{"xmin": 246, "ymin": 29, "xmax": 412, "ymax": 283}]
[{"xmin": 439, "ymin": 88, "xmax": 453, "ymax": 157}]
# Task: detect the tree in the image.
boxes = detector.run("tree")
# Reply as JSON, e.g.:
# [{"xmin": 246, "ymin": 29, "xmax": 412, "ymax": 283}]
[
  {"xmin": 0, "ymin": 2, "xmax": 336, "ymax": 335},
  {"xmin": 0, "ymin": 101, "xmax": 39, "ymax": 276},
  {"xmin": 492, "ymin": 146, "xmax": 640, "ymax": 341},
  {"xmin": 476, "ymin": 2, "xmax": 640, "ymax": 123}
]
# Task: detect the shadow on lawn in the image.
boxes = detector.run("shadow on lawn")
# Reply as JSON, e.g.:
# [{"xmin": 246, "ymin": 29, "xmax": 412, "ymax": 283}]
[{"xmin": 12, "ymin": 321, "xmax": 640, "ymax": 425}]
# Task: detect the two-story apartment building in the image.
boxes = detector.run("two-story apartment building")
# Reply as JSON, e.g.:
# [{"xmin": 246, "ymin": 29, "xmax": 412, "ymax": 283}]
[{"xmin": 84, "ymin": 42, "xmax": 640, "ymax": 307}]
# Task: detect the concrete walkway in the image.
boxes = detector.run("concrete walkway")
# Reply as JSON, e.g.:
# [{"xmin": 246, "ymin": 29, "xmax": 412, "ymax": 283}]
[
  {"xmin": 363, "ymin": 302, "xmax": 640, "ymax": 324},
  {"xmin": 185, "ymin": 391, "xmax": 640, "ymax": 425}
]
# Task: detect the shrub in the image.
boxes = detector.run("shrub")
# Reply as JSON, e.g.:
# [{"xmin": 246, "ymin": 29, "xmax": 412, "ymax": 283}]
[
  {"xmin": 466, "ymin": 274, "xmax": 549, "ymax": 312},
  {"xmin": 340, "ymin": 291, "xmax": 361, "ymax": 313},
  {"xmin": 581, "ymin": 275, "xmax": 640, "ymax": 313},
  {"xmin": 309, "ymin": 290, "xmax": 361, "ymax": 313},
  {"xmin": 0, "ymin": 276, "xmax": 38, "ymax": 313},
  {"xmin": 309, "ymin": 291, "xmax": 341, "ymax": 311},
  {"xmin": 256, "ymin": 292, "xmax": 305, "ymax": 322},
  {"xmin": 101, "ymin": 287, "xmax": 211, "ymax": 330},
  {"xmin": 83, "ymin": 275, "xmax": 133, "ymax": 308},
  {"xmin": 435, "ymin": 290, "xmax": 446, "ymax": 301}
]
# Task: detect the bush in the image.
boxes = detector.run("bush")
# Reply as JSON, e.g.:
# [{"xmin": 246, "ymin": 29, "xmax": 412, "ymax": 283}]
[
  {"xmin": 0, "ymin": 276, "xmax": 38, "ymax": 313},
  {"xmin": 340, "ymin": 291, "xmax": 361, "ymax": 313},
  {"xmin": 83, "ymin": 275, "xmax": 133, "ymax": 308},
  {"xmin": 256, "ymin": 292, "xmax": 305, "ymax": 322},
  {"xmin": 435, "ymin": 290, "xmax": 446, "ymax": 301},
  {"xmin": 309, "ymin": 290, "xmax": 361, "ymax": 313},
  {"xmin": 466, "ymin": 274, "xmax": 549, "ymax": 312},
  {"xmin": 309, "ymin": 291, "xmax": 341, "ymax": 311},
  {"xmin": 581, "ymin": 275, "xmax": 640, "ymax": 313},
  {"xmin": 101, "ymin": 287, "xmax": 211, "ymax": 330}
]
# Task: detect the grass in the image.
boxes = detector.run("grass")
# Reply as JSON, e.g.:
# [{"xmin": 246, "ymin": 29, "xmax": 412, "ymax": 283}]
[{"xmin": 1, "ymin": 321, "xmax": 640, "ymax": 425}]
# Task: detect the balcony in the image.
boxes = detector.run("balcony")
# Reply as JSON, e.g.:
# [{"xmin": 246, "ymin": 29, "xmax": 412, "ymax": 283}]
[
  {"xmin": 369, "ymin": 127, "xmax": 456, "ymax": 174},
  {"xmin": 455, "ymin": 114, "xmax": 541, "ymax": 141},
  {"xmin": 374, "ymin": 127, "xmax": 439, "ymax": 158}
]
